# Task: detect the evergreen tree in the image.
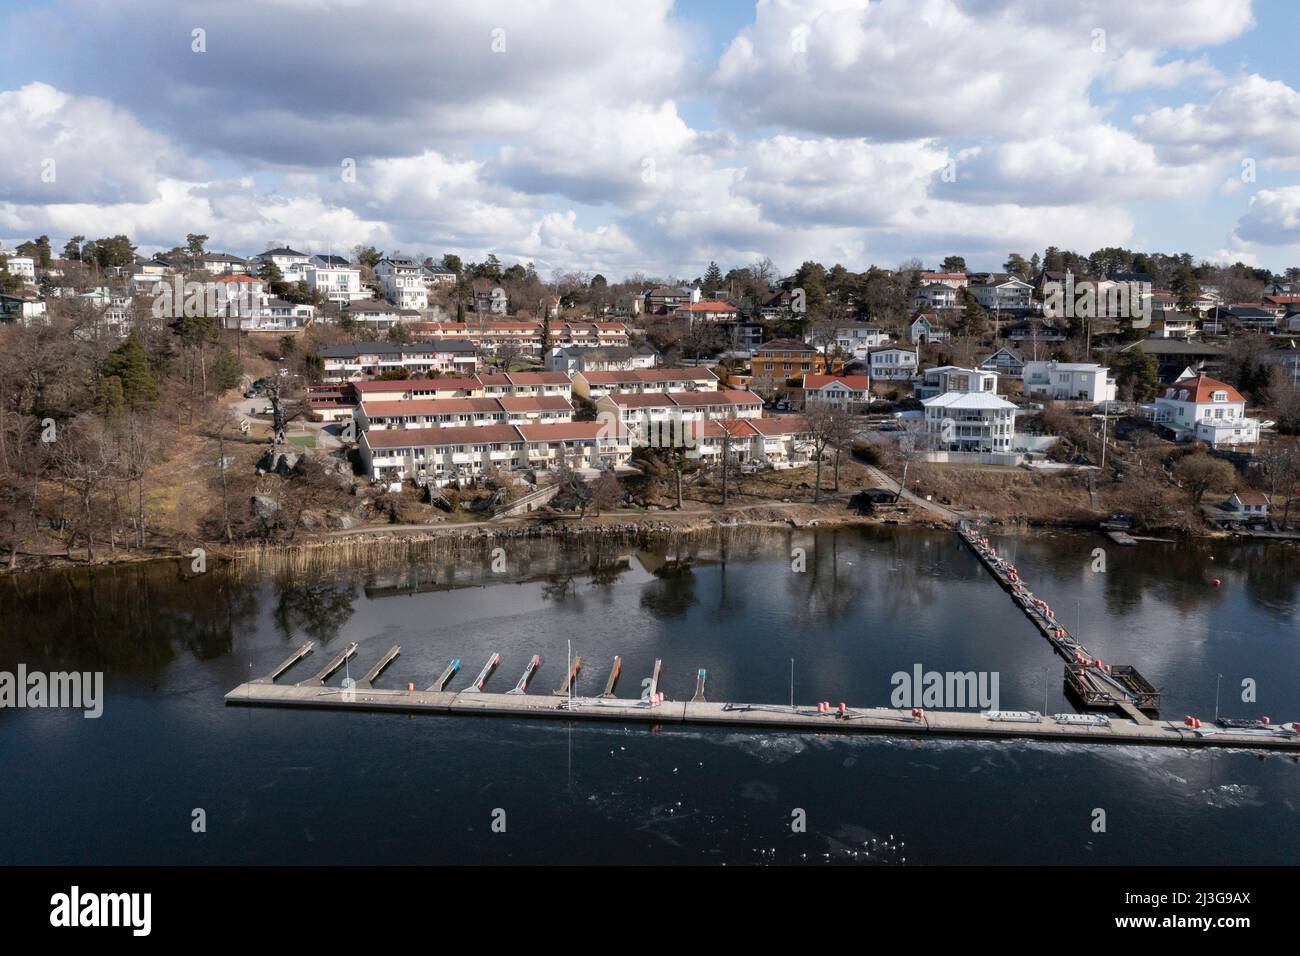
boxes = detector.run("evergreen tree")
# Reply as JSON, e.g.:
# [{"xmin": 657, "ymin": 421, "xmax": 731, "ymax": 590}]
[
  {"xmin": 213, "ymin": 348, "xmax": 243, "ymax": 393},
  {"xmin": 103, "ymin": 334, "xmax": 159, "ymax": 410},
  {"xmin": 703, "ymin": 261, "xmax": 723, "ymax": 296}
]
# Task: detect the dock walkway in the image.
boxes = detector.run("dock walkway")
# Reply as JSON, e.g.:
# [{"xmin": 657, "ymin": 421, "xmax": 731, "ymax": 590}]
[
  {"xmin": 957, "ymin": 525, "xmax": 1160, "ymax": 714},
  {"xmin": 225, "ymin": 646, "xmax": 1300, "ymax": 752}
]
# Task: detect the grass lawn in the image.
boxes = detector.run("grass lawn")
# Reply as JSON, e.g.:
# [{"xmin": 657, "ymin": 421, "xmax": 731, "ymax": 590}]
[{"xmin": 287, "ymin": 435, "xmax": 317, "ymax": 448}]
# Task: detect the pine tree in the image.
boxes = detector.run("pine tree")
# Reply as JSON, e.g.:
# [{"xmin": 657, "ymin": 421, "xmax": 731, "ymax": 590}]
[
  {"xmin": 703, "ymin": 261, "xmax": 723, "ymax": 296},
  {"xmin": 103, "ymin": 335, "xmax": 159, "ymax": 410}
]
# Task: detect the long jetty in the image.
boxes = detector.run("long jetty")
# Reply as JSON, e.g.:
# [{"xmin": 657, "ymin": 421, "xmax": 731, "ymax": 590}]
[
  {"xmin": 225, "ymin": 645, "xmax": 1300, "ymax": 752},
  {"xmin": 957, "ymin": 524, "xmax": 1160, "ymax": 721}
]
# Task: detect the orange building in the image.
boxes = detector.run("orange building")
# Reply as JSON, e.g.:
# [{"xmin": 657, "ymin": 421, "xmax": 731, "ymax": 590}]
[{"xmin": 751, "ymin": 339, "xmax": 830, "ymax": 395}]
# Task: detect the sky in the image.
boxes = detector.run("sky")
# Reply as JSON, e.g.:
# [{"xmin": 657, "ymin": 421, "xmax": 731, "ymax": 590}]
[{"xmin": 3, "ymin": 0, "xmax": 1300, "ymax": 280}]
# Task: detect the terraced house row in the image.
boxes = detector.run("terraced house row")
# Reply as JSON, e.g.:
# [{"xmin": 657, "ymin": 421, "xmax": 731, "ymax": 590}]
[
  {"xmin": 357, "ymin": 414, "xmax": 817, "ymax": 485},
  {"xmin": 359, "ymin": 421, "xmax": 632, "ymax": 484}
]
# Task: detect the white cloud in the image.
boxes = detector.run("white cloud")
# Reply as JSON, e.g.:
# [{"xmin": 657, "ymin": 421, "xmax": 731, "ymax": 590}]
[
  {"xmin": 1136, "ymin": 75, "xmax": 1300, "ymax": 160},
  {"xmin": 1233, "ymin": 186, "xmax": 1300, "ymax": 245},
  {"xmin": 0, "ymin": 82, "xmax": 185, "ymax": 205},
  {"xmin": 1105, "ymin": 50, "xmax": 1223, "ymax": 92},
  {"xmin": 948, "ymin": 125, "xmax": 1221, "ymax": 204}
]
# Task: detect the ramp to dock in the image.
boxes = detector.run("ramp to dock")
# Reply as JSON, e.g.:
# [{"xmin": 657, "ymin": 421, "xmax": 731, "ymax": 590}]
[
  {"xmin": 295, "ymin": 642, "xmax": 357, "ymax": 686},
  {"xmin": 254, "ymin": 642, "xmax": 314, "ymax": 683},
  {"xmin": 553, "ymin": 657, "xmax": 581, "ymax": 696},
  {"xmin": 357, "ymin": 645, "xmax": 400, "ymax": 688},
  {"xmin": 600, "ymin": 656, "xmax": 622, "ymax": 698}
]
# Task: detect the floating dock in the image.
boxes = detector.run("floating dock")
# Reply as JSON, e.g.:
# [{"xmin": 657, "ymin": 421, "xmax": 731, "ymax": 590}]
[
  {"xmin": 225, "ymin": 646, "xmax": 1300, "ymax": 752},
  {"xmin": 957, "ymin": 525, "xmax": 1160, "ymax": 718}
]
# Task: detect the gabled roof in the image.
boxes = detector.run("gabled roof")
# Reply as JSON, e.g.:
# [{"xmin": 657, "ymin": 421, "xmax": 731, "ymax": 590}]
[
  {"xmin": 364, "ymin": 424, "xmax": 522, "ymax": 449},
  {"xmin": 804, "ymin": 374, "xmax": 870, "ymax": 390},
  {"xmin": 580, "ymin": 368, "xmax": 717, "ymax": 385},
  {"xmin": 755, "ymin": 338, "xmax": 815, "ymax": 352},
  {"xmin": 673, "ymin": 299, "xmax": 737, "ymax": 312},
  {"xmin": 1231, "ymin": 491, "xmax": 1269, "ymax": 506},
  {"xmin": 351, "ymin": 376, "xmax": 482, "ymax": 394},
  {"xmin": 260, "ymin": 247, "xmax": 309, "ymax": 258},
  {"xmin": 1159, "ymin": 373, "xmax": 1244, "ymax": 404}
]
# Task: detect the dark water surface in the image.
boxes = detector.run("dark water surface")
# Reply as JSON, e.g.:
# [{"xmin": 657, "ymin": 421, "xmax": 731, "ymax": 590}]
[{"xmin": 1, "ymin": 526, "xmax": 1296, "ymax": 865}]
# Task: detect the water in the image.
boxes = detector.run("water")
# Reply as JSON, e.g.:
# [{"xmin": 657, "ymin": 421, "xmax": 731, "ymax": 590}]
[{"xmin": 1, "ymin": 526, "xmax": 1296, "ymax": 865}]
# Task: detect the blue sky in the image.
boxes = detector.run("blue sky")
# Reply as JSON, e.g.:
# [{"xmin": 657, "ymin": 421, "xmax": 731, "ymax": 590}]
[{"xmin": 4, "ymin": 0, "xmax": 1300, "ymax": 278}]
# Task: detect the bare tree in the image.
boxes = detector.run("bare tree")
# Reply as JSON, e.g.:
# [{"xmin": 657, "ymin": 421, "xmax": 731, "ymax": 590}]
[{"xmin": 803, "ymin": 402, "xmax": 862, "ymax": 501}]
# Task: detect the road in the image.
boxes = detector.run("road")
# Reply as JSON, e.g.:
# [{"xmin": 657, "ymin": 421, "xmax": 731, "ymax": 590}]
[{"xmin": 860, "ymin": 464, "xmax": 964, "ymax": 524}]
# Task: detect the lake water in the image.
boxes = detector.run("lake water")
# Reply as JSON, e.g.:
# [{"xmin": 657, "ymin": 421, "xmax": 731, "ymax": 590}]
[{"xmin": 1, "ymin": 526, "xmax": 1296, "ymax": 865}]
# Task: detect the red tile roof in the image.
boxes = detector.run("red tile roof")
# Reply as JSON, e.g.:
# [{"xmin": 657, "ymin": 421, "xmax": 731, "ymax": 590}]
[
  {"xmin": 1161, "ymin": 374, "xmax": 1245, "ymax": 404},
  {"xmin": 351, "ymin": 377, "xmax": 481, "ymax": 394},
  {"xmin": 363, "ymin": 424, "xmax": 522, "ymax": 449},
  {"xmin": 804, "ymin": 374, "xmax": 870, "ymax": 390}
]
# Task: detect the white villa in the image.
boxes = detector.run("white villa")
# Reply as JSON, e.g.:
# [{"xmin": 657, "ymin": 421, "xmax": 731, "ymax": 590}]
[
  {"xmin": 921, "ymin": 391, "xmax": 1018, "ymax": 454},
  {"xmin": 1148, "ymin": 373, "xmax": 1260, "ymax": 447},
  {"xmin": 253, "ymin": 246, "xmax": 312, "ymax": 277},
  {"xmin": 868, "ymin": 345, "xmax": 918, "ymax": 381},
  {"xmin": 807, "ymin": 325, "xmax": 887, "ymax": 360},
  {"xmin": 916, "ymin": 366, "xmax": 998, "ymax": 400},
  {"xmin": 1023, "ymin": 361, "xmax": 1117, "ymax": 403},
  {"xmin": 304, "ymin": 257, "xmax": 365, "ymax": 303},
  {"xmin": 374, "ymin": 256, "xmax": 428, "ymax": 311},
  {"xmin": 969, "ymin": 274, "xmax": 1033, "ymax": 312},
  {"xmin": 802, "ymin": 374, "xmax": 871, "ymax": 411}
]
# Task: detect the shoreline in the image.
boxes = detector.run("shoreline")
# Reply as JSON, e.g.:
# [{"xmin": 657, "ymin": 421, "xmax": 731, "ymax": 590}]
[{"xmin": 3, "ymin": 497, "xmax": 1287, "ymax": 579}]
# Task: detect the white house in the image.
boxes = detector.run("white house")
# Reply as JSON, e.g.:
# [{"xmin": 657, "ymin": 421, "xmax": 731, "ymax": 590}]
[
  {"xmin": 198, "ymin": 252, "xmax": 250, "ymax": 275},
  {"xmin": 1223, "ymin": 491, "xmax": 1270, "ymax": 520},
  {"xmin": 912, "ymin": 284, "xmax": 959, "ymax": 311},
  {"xmin": 916, "ymin": 366, "xmax": 998, "ymax": 400},
  {"xmin": 802, "ymin": 374, "xmax": 871, "ymax": 411},
  {"xmin": 909, "ymin": 313, "xmax": 947, "ymax": 344},
  {"xmin": 969, "ymin": 275, "xmax": 1033, "ymax": 312},
  {"xmin": 919, "ymin": 272, "xmax": 968, "ymax": 289},
  {"xmin": 921, "ymin": 391, "xmax": 1018, "ymax": 454},
  {"xmin": 869, "ymin": 346, "xmax": 918, "ymax": 381},
  {"xmin": 0, "ymin": 292, "xmax": 47, "ymax": 324},
  {"xmin": 808, "ymin": 325, "xmax": 887, "ymax": 360},
  {"xmin": 1023, "ymin": 361, "xmax": 1117, "ymax": 402},
  {"xmin": 422, "ymin": 264, "xmax": 457, "ymax": 288},
  {"xmin": 546, "ymin": 345, "xmax": 657, "ymax": 373},
  {"xmin": 253, "ymin": 246, "xmax": 312, "ymax": 277},
  {"xmin": 374, "ymin": 256, "xmax": 428, "ymax": 311},
  {"xmin": 1147, "ymin": 310, "xmax": 1199, "ymax": 339},
  {"xmin": 3, "ymin": 255, "xmax": 36, "ymax": 282},
  {"xmin": 304, "ymin": 259, "xmax": 365, "ymax": 303},
  {"xmin": 1149, "ymin": 373, "xmax": 1260, "ymax": 447}
]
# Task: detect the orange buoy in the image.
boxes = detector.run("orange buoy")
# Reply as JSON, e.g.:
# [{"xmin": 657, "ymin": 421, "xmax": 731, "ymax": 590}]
[
  {"xmin": 407, "ymin": 681, "xmax": 414, "ymax": 693},
  {"xmin": 911, "ymin": 708, "xmax": 924, "ymax": 718},
  {"xmin": 838, "ymin": 702, "xmax": 846, "ymax": 716},
  {"xmin": 1212, "ymin": 578, "xmax": 1222, "ymax": 586}
]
